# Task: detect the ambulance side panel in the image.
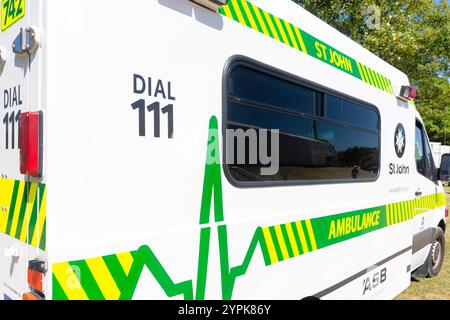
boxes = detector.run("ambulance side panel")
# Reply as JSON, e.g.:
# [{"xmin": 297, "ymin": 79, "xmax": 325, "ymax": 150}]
[{"xmin": 43, "ymin": 0, "xmax": 445, "ymax": 300}]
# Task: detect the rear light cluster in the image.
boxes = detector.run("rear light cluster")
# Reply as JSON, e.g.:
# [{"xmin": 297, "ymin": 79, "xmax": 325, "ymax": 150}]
[
  {"xmin": 446, "ymin": 208, "xmax": 449, "ymax": 218},
  {"xmin": 19, "ymin": 111, "xmax": 43, "ymax": 177},
  {"xmin": 23, "ymin": 260, "xmax": 46, "ymax": 300},
  {"xmin": 399, "ymin": 85, "xmax": 417, "ymax": 101}
]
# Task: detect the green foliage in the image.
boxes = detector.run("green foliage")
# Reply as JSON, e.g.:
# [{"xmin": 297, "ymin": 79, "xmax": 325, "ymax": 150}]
[{"xmin": 293, "ymin": 0, "xmax": 450, "ymax": 144}]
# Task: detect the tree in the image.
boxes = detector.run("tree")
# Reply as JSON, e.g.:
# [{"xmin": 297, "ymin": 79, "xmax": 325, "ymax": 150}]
[{"xmin": 293, "ymin": 0, "xmax": 450, "ymax": 144}]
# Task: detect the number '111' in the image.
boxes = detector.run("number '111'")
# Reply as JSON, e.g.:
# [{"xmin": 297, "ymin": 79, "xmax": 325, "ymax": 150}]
[{"xmin": 131, "ymin": 99, "xmax": 174, "ymax": 139}]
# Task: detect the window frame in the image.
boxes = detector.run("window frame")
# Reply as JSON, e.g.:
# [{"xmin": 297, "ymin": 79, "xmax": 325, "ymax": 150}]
[
  {"xmin": 415, "ymin": 119, "xmax": 437, "ymax": 182},
  {"xmin": 222, "ymin": 55, "xmax": 382, "ymax": 188}
]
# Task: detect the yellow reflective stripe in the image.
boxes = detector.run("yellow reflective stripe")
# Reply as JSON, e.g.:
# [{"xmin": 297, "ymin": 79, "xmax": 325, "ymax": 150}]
[
  {"xmin": 362, "ymin": 64, "xmax": 373, "ymax": 86},
  {"xmin": 262, "ymin": 227, "xmax": 278, "ymax": 264},
  {"xmin": 252, "ymin": 4, "xmax": 270, "ymax": 36},
  {"xmin": 241, "ymin": 0, "xmax": 258, "ymax": 31},
  {"xmin": 263, "ymin": 11, "xmax": 280, "ymax": 41},
  {"xmin": 305, "ymin": 220, "xmax": 317, "ymax": 251},
  {"xmin": 292, "ymin": 25, "xmax": 307, "ymax": 53},
  {"xmin": 381, "ymin": 76, "xmax": 389, "ymax": 92},
  {"xmin": 53, "ymin": 262, "xmax": 88, "ymax": 300},
  {"xmin": 386, "ymin": 205, "xmax": 390, "ymax": 226},
  {"xmin": 390, "ymin": 204, "xmax": 394, "ymax": 225},
  {"xmin": 356, "ymin": 62, "xmax": 366, "ymax": 82},
  {"xmin": 283, "ymin": 20, "xmax": 299, "ymax": 50},
  {"xmin": 393, "ymin": 203, "xmax": 398, "ymax": 224},
  {"xmin": 273, "ymin": 16, "xmax": 289, "ymax": 45},
  {"xmin": 295, "ymin": 221, "xmax": 309, "ymax": 253},
  {"xmin": 230, "ymin": 0, "xmax": 246, "ymax": 25},
  {"xmin": 373, "ymin": 72, "xmax": 383, "ymax": 90},
  {"xmin": 85, "ymin": 257, "xmax": 121, "ymax": 300},
  {"xmin": 10, "ymin": 181, "xmax": 25, "ymax": 237},
  {"xmin": 274, "ymin": 225, "xmax": 289, "ymax": 260},
  {"xmin": 116, "ymin": 252, "xmax": 134, "ymax": 276},
  {"xmin": 20, "ymin": 183, "xmax": 38, "ymax": 242},
  {"xmin": 222, "ymin": 3, "xmax": 233, "ymax": 19},
  {"xmin": 285, "ymin": 223, "xmax": 300, "ymax": 256},
  {"xmin": 0, "ymin": 179, "xmax": 14, "ymax": 233},
  {"xmin": 31, "ymin": 188, "xmax": 46, "ymax": 247}
]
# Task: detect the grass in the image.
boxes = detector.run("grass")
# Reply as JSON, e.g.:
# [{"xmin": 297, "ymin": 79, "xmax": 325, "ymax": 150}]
[{"xmin": 396, "ymin": 185, "xmax": 450, "ymax": 300}]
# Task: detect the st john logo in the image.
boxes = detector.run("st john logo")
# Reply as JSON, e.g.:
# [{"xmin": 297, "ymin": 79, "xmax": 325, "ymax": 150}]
[{"xmin": 394, "ymin": 124, "xmax": 405, "ymax": 158}]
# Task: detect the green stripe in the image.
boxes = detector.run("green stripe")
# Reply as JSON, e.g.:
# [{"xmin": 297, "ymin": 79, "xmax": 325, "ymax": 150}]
[
  {"xmin": 268, "ymin": 227, "xmax": 284, "ymax": 261},
  {"xmin": 226, "ymin": 0, "xmax": 240, "ymax": 22},
  {"xmin": 27, "ymin": 184, "xmax": 42, "ymax": 244},
  {"xmin": 300, "ymin": 220, "xmax": 312, "ymax": 252},
  {"xmin": 68, "ymin": 260, "xmax": 105, "ymax": 300},
  {"xmin": 280, "ymin": 224, "xmax": 294, "ymax": 258},
  {"xmin": 288, "ymin": 23, "xmax": 302, "ymax": 52},
  {"xmin": 367, "ymin": 68, "xmax": 378, "ymax": 88},
  {"xmin": 290, "ymin": 222, "xmax": 304, "ymax": 255},
  {"xmin": 362, "ymin": 65, "xmax": 373, "ymax": 85},
  {"xmin": 374, "ymin": 72, "xmax": 384, "ymax": 90},
  {"xmin": 268, "ymin": 13, "xmax": 284, "ymax": 41},
  {"xmin": 5, "ymin": 181, "xmax": 19, "ymax": 235},
  {"xmin": 220, "ymin": 1, "xmax": 396, "ymax": 95},
  {"xmin": 257, "ymin": 7, "xmax": 274, "ymax": 39},
  {"xmin": 280, "ymin": 20, "xmax": 294, "ymax": 48},
  {"xmin": 382, "ymin": 76, "xmax": 390, "ymax": 92},
  {"xmin": 235, "ymin": 0, "xmax": 252, "ymax": 28},
  {"xmin": 102, "ymin": 255, "xmax": 128, "ymax": 291},
  {"xmin": 372, "ymin": 71, "xmax": 382, "ymax": 89},
  {"xmin": 14, "ymin": 182, "xmax": 29, "ymax": 239},
  {"xmin": 52, "ymin": 274, "xmax": 69, "ymax": 300},
  {"xmin": 246, "ymin": 2, "xmax": 263, "ymax": 33},
  {"xmin": 39, "ymin": 220, "xmax": 46, "ymax": 250}
]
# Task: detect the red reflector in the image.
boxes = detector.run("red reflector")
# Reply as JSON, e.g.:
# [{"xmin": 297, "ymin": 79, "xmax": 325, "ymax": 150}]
[
  {"xmin": 19, "ymin": 112, "xmax": 43, "ymax": 177},
  {"xmin": 446, "ymin": 208, "xmax": 449, "ymax": 218},
  {"xmin": 28, "ymin": 268, "xmax": 43, "ymax": 292}
]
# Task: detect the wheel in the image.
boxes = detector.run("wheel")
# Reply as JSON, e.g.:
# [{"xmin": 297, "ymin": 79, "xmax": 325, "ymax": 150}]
[{"xmin": 427, "ymin": 228, "xmax": 445, "ymax": 278}]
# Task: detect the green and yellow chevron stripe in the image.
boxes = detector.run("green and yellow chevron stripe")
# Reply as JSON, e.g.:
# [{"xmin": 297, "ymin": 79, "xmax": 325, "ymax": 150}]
[
  {"xmin": 54, "ymin": 191, "xmax": 446, "ymax": 299},
  {"xmin": 53, "ymin": 251, "xmax": 137, "ymax": 300},
  {"xmin": 219, "ymin": 0, "xmax": 394, "ymax": 95},
  {"xmin": 262, "ymin": 220, "xmax": 316, "ymax": 265},
  {"xmin": 261, "ymin": 193, "xmax": 446, "ymax": 265},
  {"xmin": 0, "ymin": 178, "xmax": 46, "ymax": 251}
]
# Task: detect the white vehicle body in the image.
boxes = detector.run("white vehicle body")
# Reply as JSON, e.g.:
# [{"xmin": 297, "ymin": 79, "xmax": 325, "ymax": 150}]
[
  {"xmin": 431, "ymin": 142, "xmax": 450, "ymax": 167},
  {"xmin": 0, "ymin": 0, "xmax": 447, "ymax": 300}
]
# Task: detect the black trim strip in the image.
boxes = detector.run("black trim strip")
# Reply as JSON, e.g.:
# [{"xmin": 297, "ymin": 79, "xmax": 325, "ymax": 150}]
[
  {"xmin": 313, "ymin": 246, "xmax": 412, "ymax": 298},
  {"xmin": 412, "ymin": 228, "xmax": 435, "ymax": 254}
]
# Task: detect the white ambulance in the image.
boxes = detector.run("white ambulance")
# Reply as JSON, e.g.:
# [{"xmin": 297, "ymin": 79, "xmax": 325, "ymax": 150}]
[{"xmin": 0, "ymin": 0, "xmax": 448, "ymax": 300}]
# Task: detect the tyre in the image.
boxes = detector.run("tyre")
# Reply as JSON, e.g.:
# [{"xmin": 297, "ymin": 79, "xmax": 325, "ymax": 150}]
[{"xmin": 427, "ymin": 228, "xmax": 445, "ymax": 278}]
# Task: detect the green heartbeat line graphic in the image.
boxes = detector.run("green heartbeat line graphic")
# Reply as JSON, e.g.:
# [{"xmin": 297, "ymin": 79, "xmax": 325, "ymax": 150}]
[
  {"xmin": 52, "ymin": 116, "xmax": 270, "ymax": 300},
  {"xmin": 123, "ymin": 116, "xmax": 270, "ymax": 300},
  {"xmin": 119, "ymin": 116, "xmax": 271, "ymax": 300}
]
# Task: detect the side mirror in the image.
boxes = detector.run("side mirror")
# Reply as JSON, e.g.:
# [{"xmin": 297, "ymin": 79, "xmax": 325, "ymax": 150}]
[{"xmin": 439, "ymin": 154, "xmax": 450, "ymax": 181}]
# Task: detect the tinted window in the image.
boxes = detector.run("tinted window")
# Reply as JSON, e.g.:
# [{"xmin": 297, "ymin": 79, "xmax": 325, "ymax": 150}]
[
  {"xmin": 416, "ymin": 121, "xmax": 435, "ymax": 181},
  {"xmin": 225, "ymin": 62, "xmax": 380, "ymax": 185},
  {"xmin": 326, "ymin": 95, "xmax": 379, "ymax": 130},
  {"xmin": 229, "ymin": 66, "xmax": 314, "ymax": 115},
  {"xmin": 415, "ymin": 126, "xmax": 425, "ymax": 175}
]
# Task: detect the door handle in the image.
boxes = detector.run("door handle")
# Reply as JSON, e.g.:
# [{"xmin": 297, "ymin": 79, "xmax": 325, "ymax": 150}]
[{"xmin": 415, "ymin": 191, "xmax": 423, "ymax": 197}]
